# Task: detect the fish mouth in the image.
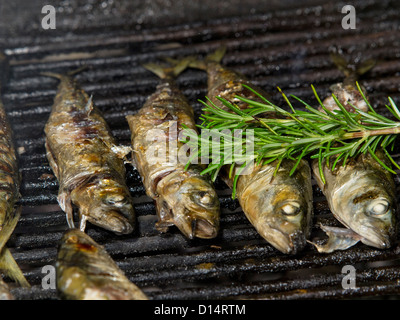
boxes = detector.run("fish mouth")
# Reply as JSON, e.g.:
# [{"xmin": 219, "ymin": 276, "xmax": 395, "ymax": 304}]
[
  {"xmin": 174, "ymin": 215, "xmax": 219, "ymax": 239},
  {"xmin": 336, "ymin": 197, "xmax": 396, "ymax": 249},
  {"xmin": 259, "ymin": 200, "xmax": 309, "ymax": 254},
  {"xmin": 86, "ymin": 209, "xmax": 134, "ymax": 235},
  {"xmin": 260, "ymin": 223, "xmax": 306, "ymax": 254},
  {"xmin": 357, "ymin": 225, "xmax": 393, "ymax": 249}
]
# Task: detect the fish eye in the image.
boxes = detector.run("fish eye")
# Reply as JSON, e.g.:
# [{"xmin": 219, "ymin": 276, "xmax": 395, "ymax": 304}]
[
  {"xmin": 105, "ymin": 194, "xmax": 126, "ymax": 205},
  {"xmin": 280, "ymin": 202, "xmax": 301, "ymax": 216},
  {"xmin": 368, "ymin": 200, "xmax": 390, "ymax": 216},
  {"xmin": 193, "ymin": 191, "xmax": 215, "ymax": 206}
]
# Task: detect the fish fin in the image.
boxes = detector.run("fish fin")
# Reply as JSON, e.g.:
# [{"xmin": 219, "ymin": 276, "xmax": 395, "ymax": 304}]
[
  {"xmin": 307, "ymin": 224, "xmax": 361, "ymax": 253},
  {"xmin": 40, "ymin": 65, "xmax": 88, "ymax": 80},
  {"xmin": 79, "ymin": 213, "xmax": 88, "ymax": 232},
  {"xmin": 154, "ymin": 198, "xmax": 174, "ymax": 233},
  {"xmin": 66, "ymin": 65, "xmax": 88, "ymax": 76},
  {"xmin": 84, "ymin": 94, "xmax": 94, "ymax": 116},
  {"xmin": 142, "ymin": 57, "xmax": 192, "ymax": 79},
  {"xmin": 0, "ymin": 247, "xmax": 30, "ymax": 288},
  {"xmin": 110, "ymin": 144, "xmax": 132, "ymax": 160},
  {"xmin": 206, "ymin": 46, "xmax": 227, "ymax": 63},
  {"xmin": 58, "ymin": 192, "xmax": 75, "ymax": 229},
  {"xmin": 185, "ymin": 46, "xmax": 227, "ymax": 70},
  {"xmin": 45, "ymin": 140, "xmax": 60, "ymax": 180},
  {"xmin": 0, "ymin": 207, "xmax": 21, "ymax": 252},
  {"xmin": 330, "ymin": 52, "xmax": 354, "ymax": 77},
  {"xmin": 330, "ymin": 52, "xmax": 376, "ymax": 78},
  {"xmin": 125, "ymin": 114, "xmax": 138, "ymax": 168},
  {"xmin": 356, "ymin": 58, "xmax": 377, "ymax": 76}
]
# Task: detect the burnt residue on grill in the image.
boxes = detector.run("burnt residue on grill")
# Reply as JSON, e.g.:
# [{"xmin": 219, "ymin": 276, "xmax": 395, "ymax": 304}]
[{"xmin": 1, "ymin": 0, "xmax": 400, "ymax": 299}]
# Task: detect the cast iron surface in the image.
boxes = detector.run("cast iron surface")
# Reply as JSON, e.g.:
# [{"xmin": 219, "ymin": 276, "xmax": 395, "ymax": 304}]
[{"xmin": 1, "ymin": 0, "xmax": 400, "ymax": 299}]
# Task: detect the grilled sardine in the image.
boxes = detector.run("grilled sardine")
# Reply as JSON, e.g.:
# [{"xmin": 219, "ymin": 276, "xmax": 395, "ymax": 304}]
[
  {"xmin": 188, "ymin": 48, "xmax": 313, "ymax": 254},
  {"xmin": 310, "ymin": 53, "xmax": 397, "ymax": 253},
  {"xmin": 126, "ymin": 60, "xmax": 220, "ymax": 239},
  {"xmin": 44, "ymin": 70, "xmax": 135, "ymax": 235},
  {"xmin": 0, "ymin": 53, "xmax": 29, "ymax": 287},
  {"xmin": 56, "ymin": 229, "xmax": 148, "ymax": 300}
]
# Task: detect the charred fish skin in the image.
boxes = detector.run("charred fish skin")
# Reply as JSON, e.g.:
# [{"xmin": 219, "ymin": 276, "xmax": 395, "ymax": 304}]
[
  {"xmin": 190, "ymin": 48, "xmax": 313, "ymax": 254},
  {"xmin": 0, "ymin": 57, "xmax": 19, "ymax": 231},
  {"xmin": 310, "ymin": 53, "xmax": 397, "ymax": 252},
  {"xmin": 0, "ymin": 54, "xmax": 30, "ymax": 287},
  {"xmin": 56, "ymin": 229, "xmax": 148, "ymax": 300},
  {"xmin": 44, "ymin": 72, "xmax": 135, "ymax": 235},
  {"xmin": 126, "ymin": 62, "xmax": 220, "ymax": 239}
]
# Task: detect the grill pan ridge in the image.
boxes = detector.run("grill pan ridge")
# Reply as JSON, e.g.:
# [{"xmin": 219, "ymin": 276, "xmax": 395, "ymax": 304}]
[{"xmin": 1, "ymin": 0, "xmax": 400, "ymax": 300}]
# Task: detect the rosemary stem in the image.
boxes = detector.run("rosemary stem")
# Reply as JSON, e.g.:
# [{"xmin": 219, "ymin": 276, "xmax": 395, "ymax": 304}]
[{"xmin": 341, "ymin": 126, "xmax": 400, "ymax": 140}]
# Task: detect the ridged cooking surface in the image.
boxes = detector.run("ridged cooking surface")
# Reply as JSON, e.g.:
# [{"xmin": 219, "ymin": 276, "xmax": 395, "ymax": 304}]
[{"xmin": 2, "ymin": 0, "xmax": 400, "ymax": 299}]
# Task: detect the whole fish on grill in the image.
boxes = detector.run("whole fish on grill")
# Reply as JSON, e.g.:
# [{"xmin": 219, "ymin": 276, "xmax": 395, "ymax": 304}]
[
  {"xmin": 0, "ymin": 53, "xmax": 30, "ymax": 288},
  {"xmin": 309, "ymin": 53, "xmax": 398, "ymax": 253},
  {"xmin": 56, "ymin": 229, "xmax": 148, "ymax": 300},
  {"xmin": 185, "ymin": 47, "xmax": 313, "ymax": 254},
  {"xmin": 126, "ymin": 60, "xmax": 220, "ymax": 239},
  {"xmin": 43, "ymin": 70, "xmax": 135, "ymax": 235}
]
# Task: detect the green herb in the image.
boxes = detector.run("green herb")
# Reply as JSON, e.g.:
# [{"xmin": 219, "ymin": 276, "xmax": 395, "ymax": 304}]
[{"xmin": 183, "ymin": 83, "xmax": 400, "ymax": 197}]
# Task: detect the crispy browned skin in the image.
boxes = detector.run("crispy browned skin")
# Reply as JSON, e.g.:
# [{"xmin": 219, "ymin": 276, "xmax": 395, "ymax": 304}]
[
  {"xmin": 194, "ymin": 49, "xmax": 313, "ymax": 254},
  {"xmin": 44, "ymin": 72, "xmax": 135, "ymax": 235},
  {"xmin": 0, "ymin": 91, "xmax": 19, "ymax": 231},
  {"xmin": 126, "ymin": 68, "xmax": 220, "ymax": 239},
  {"xmin": 0, "ymin": 54, "xmax": 29, "ymax": 287},
  {"xmin": 56, "ymin": 229, "xmax": 148, "ymax": 300}
]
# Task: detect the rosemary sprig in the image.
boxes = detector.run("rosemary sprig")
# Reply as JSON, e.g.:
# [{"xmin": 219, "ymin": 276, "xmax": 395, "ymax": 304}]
[{"xmin": 183, "ymin": 83, "xmax": 400, "ymax": 196}]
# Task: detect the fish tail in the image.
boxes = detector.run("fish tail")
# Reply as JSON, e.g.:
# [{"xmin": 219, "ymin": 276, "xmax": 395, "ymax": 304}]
[
  {"xmin": 205, "ymin": 46, "xmax": 226, "ymax": 64},
  {"xmin": 0, "ymin": 207, "xmax": 29, "ymax": 287},
  {"xmin": 40, "ymin": 65, "xmax": 88, "ymax": 80},
  {"xmin": 330, "ymin": 52, "xmax": 376, "ymax": 78},
  {"xmin": 142, "ymin": 57, "xmax": 192, "ymax": 79},
  {"xmin": 186, "ymin": 46, "xmax": 227, "ymax": 70},
  {"xmin": 0, "ymin": 247, "xmax": 30, "ymax": 288},
  {"xmin": 165, "ymin": 46, "xmax": 226, "ymax": 71}
]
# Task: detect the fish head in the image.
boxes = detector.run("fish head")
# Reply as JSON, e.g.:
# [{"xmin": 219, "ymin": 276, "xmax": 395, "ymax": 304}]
[
  {"xmin": 331, "ymin": 173, "xmax": 397, "ymax": 249},
  {"xmin": 237, "ymin": 161, "xmax": 313, "ymax": 254},
  {"xmin": 258, "ymin": 181, "xmax": 312, "ymax": 254},
  {"xmin": 71, "ymin": 178, "xmax": 135, "ymax": 235},
  {"xmin": 238, "ymin": 170, "xmax": 309, "ymax": 255},
  {"xmin": 156, "ymin": 173, "xmax": 220, "ymax": 239}
]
